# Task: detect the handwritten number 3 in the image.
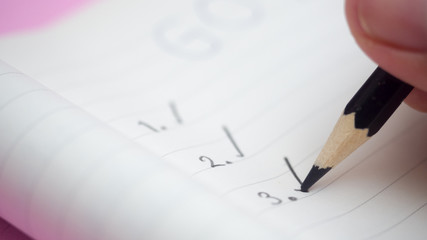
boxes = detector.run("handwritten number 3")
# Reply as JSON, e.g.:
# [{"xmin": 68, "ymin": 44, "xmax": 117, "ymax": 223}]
[{"xmin": 258, "ymin": 192, "xmax": 282, "ymax": 205}]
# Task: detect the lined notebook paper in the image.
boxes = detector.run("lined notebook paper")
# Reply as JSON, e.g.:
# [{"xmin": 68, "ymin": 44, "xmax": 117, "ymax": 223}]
[{"xmin": 0, "ymin": 0, "xmax": 426, "ymax": 240}]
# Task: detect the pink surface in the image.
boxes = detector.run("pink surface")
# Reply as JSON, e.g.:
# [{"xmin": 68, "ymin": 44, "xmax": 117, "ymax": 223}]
[
  {"xmin": 0, "ymin": 0, "xmax": 95, "ymax": 36},
  {"xmin": 0, "ymin": 217, "xmax": 32, "ymax": 240}
]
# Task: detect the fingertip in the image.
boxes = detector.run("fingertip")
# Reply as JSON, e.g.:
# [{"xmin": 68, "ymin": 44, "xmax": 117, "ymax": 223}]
[
  {"xmin": 344, "ymin": 0, "xmax": 362, "ymax": 40},
  {"xmin": 404, "ymin": 88, "xmax": 427, "ymax": 113},
  {"xmin": 344, "ymin": 0, "xmax": 427, "ymax": 93}
]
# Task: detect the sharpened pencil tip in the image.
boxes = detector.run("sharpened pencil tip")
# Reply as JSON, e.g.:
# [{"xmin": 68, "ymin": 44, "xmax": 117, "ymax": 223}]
[{"xmin": 300, "ymin": 166, "xmax": 332, "ymax": 192}]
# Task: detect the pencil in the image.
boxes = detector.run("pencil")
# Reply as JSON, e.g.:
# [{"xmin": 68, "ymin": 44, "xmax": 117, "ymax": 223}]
[{"xmin": 300, "ymin": 67, "xmax": 413, "ymax": 192}]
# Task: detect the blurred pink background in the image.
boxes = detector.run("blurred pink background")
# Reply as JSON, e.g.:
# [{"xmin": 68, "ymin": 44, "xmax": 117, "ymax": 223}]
[
  {"xmin": 0, "ymin": 1, "xmax": 95, "ymax": 238},
  {"xmin": 0, "ymin": 0, "xmax": 94, "ymax": 36}
]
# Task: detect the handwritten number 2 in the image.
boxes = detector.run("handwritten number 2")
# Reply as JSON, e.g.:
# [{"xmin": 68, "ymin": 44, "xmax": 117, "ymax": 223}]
[
  {"xmin": 258, "ymin": 192, "xmax": 282, "ymax": 205},
  {"xmin": 199, "ymin": 156, "xmax": 226, "ymax": 168}
]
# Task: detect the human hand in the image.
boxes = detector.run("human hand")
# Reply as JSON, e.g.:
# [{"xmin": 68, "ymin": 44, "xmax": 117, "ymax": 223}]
[{"xmin": 345, "ymin": 0, "xmax": 427, "ymax": 112}]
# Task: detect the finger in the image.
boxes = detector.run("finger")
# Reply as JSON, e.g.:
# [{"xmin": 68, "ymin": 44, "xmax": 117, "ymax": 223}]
[
  {"xmin": 345, "ymin": 0, "xmax": 427, "ymax": 92},
  {"xmin": 404, "ymin": 88, "xmax": 427, "ymax": 112}
]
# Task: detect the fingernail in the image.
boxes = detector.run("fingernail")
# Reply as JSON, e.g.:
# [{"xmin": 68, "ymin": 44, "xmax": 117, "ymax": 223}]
[{"xmin": 357, "ymin": 0, "xmax": 427, "ymax": 50}]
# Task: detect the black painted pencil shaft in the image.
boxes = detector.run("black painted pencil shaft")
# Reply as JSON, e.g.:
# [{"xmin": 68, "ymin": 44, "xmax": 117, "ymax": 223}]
[
  {"xmin": 300, "ymin": 67, "xmax": 413, "ymax": 192},
  {"xmin": 344, "ymin": 67, "xmax": 413, "ymax": 136}
]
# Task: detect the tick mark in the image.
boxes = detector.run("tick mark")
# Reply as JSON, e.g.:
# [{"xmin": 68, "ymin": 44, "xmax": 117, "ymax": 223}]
[
  {"xmin": 169, "ymin": 101, "xmax": 183, "ymax": 124},
  {"xmin": 222, "ymin": 125, "xmax": 244, "ymax": 157},
  {"xmin": 284, "ymin": 157, "xmax": 302, "ymax": 185}
]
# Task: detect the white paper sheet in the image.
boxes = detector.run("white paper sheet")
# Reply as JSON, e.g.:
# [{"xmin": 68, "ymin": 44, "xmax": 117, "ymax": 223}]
[{"xmin": 0, "ymin": 0, "xmax": 426, "ymax": 239}]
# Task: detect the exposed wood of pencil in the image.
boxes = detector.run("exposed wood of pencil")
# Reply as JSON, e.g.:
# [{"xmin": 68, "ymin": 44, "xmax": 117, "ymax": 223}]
[
  {"xmin": 300, "ymin": 67, "xmax": 413, "ymax": 192},
  {"xmin": 299, "ymin": 113, "xmax": 370, "ymax": 192},
  {"xmin": 314, "ymin": 112, "xmax": 369, "ymax": 168}
]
